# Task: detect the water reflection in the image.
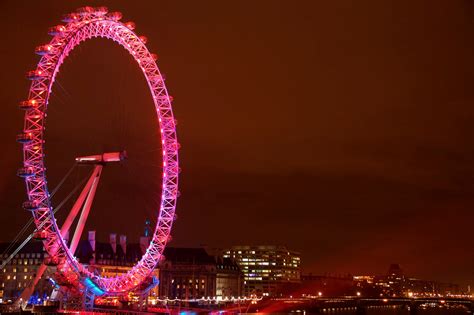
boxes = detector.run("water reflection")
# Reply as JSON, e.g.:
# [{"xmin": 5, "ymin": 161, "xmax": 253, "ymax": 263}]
[{"xmin": 247, "ymin": 305, "xmax": 470, "ymax": 314}]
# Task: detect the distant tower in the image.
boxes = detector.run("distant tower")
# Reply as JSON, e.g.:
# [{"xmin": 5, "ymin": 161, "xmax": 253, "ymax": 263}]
[{"xmin": 144, "ymin": 219, "xmax": 151, "ymax": 237}]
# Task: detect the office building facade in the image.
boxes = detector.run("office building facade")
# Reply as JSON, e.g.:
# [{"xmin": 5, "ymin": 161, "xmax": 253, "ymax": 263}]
[{"xmin": 223, "ymin": 245, "xmax": 301, "ymax": 296}]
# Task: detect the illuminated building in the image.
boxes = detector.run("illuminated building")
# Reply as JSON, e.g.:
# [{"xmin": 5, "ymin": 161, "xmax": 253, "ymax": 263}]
[
  {"xmin": 354, "ymin": 264, "xmax": 463, "ymax": 297},
  {"xmin": 159, "ymin": 247, "xmax": 243, "ymax": 299},
  {"xmin": 0, "ymin": 242, "xmax": 54, "ymax": 303},
  {"xmin": 223, "ymin": 245, "xmax": 301, "ymax": 296},
  {"xmin": 0, "ymin": 231, "xmax": 160, "ymax": 305}
]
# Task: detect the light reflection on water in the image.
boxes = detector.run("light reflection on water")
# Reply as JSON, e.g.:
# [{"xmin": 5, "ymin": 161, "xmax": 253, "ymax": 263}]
[
  {"xmin": 367, "ymin": 307, "xmax": 470, "ymax": 315},
  {"xmin": 365, "ymin": 306, "xmax": 470, "ymax": 315},
  {"xmin": 246, "ymin": 305, "xmax": 471, "ymax": 315}
]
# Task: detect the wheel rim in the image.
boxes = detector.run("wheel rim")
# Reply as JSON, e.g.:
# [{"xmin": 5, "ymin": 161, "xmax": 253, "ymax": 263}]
[{"xmin": 19, "ymin": 7, "xmax": 179, "ymax": 294}]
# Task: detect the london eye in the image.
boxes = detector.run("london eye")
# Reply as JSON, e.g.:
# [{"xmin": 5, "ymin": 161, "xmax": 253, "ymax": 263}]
[{"xmin": 16, "ymin": 6, "xmax": 179, "ymax": 306}]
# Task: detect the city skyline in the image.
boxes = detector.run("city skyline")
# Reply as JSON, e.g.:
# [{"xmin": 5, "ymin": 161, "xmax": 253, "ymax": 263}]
[{"xmin": 0, "ymin": 0, "xmax": 473, "ymax": 292}]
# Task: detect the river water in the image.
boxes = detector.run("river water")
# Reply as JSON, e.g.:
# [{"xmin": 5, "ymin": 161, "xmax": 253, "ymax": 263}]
[
  {"xmin": 308, "ymin": 305, "xmax": 470, "ymax": 314},
  {"xmin": 365, "ymin": 306, "xmax": 470, "ymax": 314},
  {"xmin": 248, "ymin": 305, "xmax": 472, "ymax": 314}
]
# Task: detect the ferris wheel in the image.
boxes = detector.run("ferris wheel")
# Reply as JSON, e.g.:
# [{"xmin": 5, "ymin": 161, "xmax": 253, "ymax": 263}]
[{"xmin": 16, "ymin": 6, "xmax": 179, "ymax": 305}]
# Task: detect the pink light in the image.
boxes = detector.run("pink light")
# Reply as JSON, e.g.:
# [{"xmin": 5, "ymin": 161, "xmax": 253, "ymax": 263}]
[
  {"xmin": 22, "ymin": 7, "xmax": 179, "ymax": 296},
  {"xmin": 124, "ymin": 21, "xmax": 136, "ymax": 30}
]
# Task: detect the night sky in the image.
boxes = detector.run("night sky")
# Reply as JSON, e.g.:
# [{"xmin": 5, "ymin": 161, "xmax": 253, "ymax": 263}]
[{"xmin": 1, "ymin": 1, "xmax": 474, "ymax": 287}]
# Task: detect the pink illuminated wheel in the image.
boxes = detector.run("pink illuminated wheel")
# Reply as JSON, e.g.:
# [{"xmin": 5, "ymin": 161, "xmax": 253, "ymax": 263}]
[{"xmin": 18, "ymin": 7, "xmax": 179, "ymax": 295}]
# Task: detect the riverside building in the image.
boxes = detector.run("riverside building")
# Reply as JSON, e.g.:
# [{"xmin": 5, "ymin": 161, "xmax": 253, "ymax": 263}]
[
  {"xmin": 223, "ymin": 245, "xmax": 301, "ymax": 296},
  {"xmin": 159, "ymin": 247, "xmax": 243, "ymax": 299}
]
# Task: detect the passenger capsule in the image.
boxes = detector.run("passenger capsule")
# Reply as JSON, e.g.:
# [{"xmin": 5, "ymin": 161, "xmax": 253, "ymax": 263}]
[
  {"xmin": 17, "ymin": 167, "xmax": 35, "ymax": 178},
  {"xmin": 48, "ymin": 25, "xmax": 66, "ymax": 36},
  {"xmin": 23, "ymin": 200, "xmax": 40, "ymax": 211},
  {"xmin": 77, "ymin": 6, "xmax": 94, "ymax": 15},
  {"xmin": 19, "ymin": 99, "xmax": 40, "ymax": 110},
  {"xmin": 26, "ymin": 70, "xmax": 48, "ymax": 80},
  {"xmin": 35, "ymin": 44, "xmax": 54, "ymax": 56},
  {"xmin": 139, "ymin": 36, "xmax": 148, "ymax": 44},
  {"xmin": 150, "ymin": 53, "xmax": 158, "ymax": 61},
  {"xmin": 124, "ymin": 21, "xmax": 135, "ymax": 30},
  {"xmin": 16, "ymin": 132, "xmax": 34, "ymax": 144},
  {"xmin": 33, "ymin": 230, "xmax": 48, "ymax": 241},
  {"xmin": 94, "ymin": 7, "xmax": 109, "ymax": 15},
  {"xmin": 108, "ymin": 11, "xmax": 123, "ymax": 21},
  {"xmin": 62, "ymin": 13, "xmax": 79, "ymax": 23}
]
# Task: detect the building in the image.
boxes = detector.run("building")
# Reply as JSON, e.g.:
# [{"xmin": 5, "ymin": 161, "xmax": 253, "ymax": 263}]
[
  {"xmin": 159, "ymin": 247, "xmax": 243, "ymax": 299},
  {"xmin": 223, "ymin": 245, "xmax": 301, "ymax": 296},
  {"xmin": 354, "ymin": 264, "xmax": 464, "ymax": 297},
  {"xmin": 215, "ymin": 256, "xmax": 243, "ymax": 297},
  {"xmin": 0, "ymin": 231, "xmax": 160, "ymax": 305},
  {"xmin": 0, "ymin": 241, "xmax": 55, "ymax": 303}
]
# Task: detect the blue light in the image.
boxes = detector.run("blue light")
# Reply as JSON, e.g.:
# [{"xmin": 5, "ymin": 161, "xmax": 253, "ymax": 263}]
[{"xmin": 83, "ymin": 277, "xmax": 105, "ymax": 296}]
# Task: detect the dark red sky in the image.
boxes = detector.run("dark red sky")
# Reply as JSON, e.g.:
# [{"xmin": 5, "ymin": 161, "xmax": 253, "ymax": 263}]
[{"xmin": 1, "ymin": 1, "xmax": 474, "ymax": 287}]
